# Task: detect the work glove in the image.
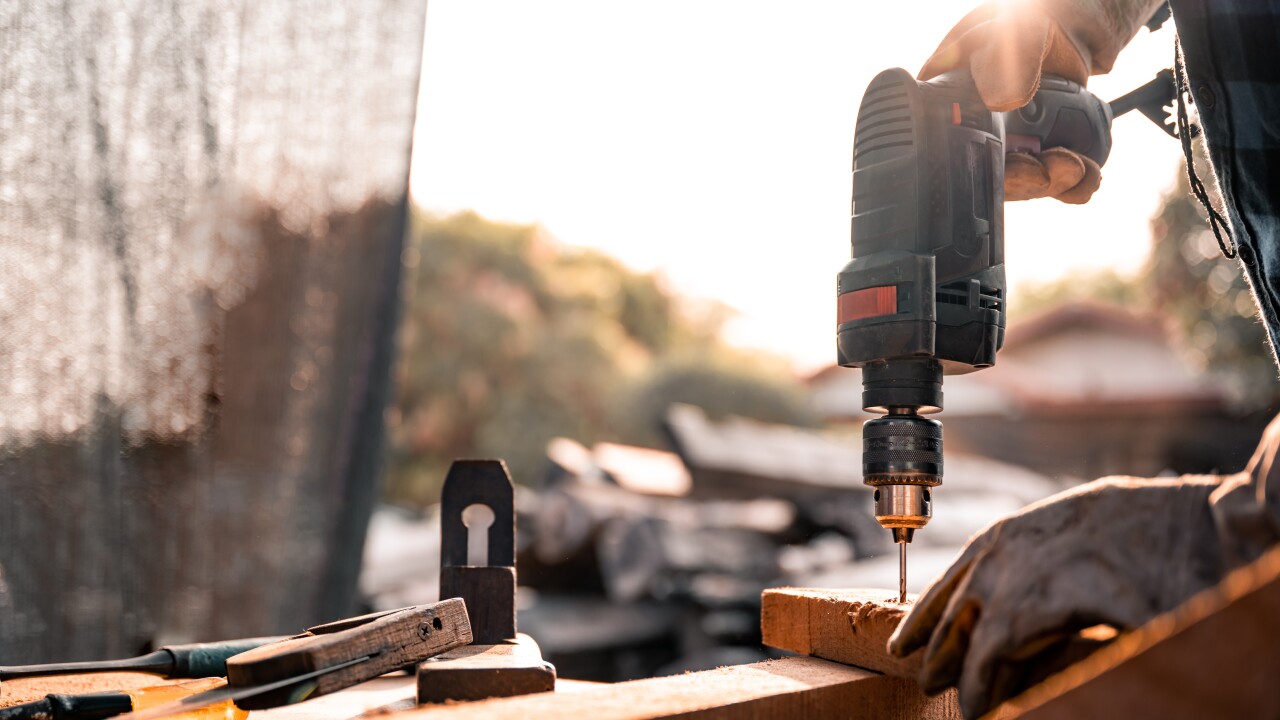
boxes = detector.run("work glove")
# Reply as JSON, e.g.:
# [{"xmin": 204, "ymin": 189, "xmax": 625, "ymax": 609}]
[
  {"xmin": 888, "ymin": 475, "xmax": 1229, "ymax": 719},
  {"xmin": 919, "ymin": 0, "xmax": 1164, "ymax": 204}
]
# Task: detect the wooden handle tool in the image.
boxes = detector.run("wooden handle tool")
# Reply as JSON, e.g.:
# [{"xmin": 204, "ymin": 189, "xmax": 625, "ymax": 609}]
[{"xmin": 112, "ymin": 600, "xmax": 472, "ymax": 720}]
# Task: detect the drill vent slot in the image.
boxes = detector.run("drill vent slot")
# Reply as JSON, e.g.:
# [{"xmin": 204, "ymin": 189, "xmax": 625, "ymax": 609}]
[
  {"xmin": 855, "ymin": 83, "xmax": 913, "ymax": 159},
  {"xmin": 937, "ymin": 282, "xmax": 1002, "ymax": 311}
]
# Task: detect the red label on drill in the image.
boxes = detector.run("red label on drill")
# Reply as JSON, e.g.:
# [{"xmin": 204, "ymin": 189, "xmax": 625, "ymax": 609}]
[{"xmin": 838, "ymin": 285, "xmax": 897, "ymax": 323}]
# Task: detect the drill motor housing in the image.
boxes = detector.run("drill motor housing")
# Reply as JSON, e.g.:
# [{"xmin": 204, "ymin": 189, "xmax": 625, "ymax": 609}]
[
  {"xmin": 838, "ymin": 67, "xmax": 1112, "ymax": 544},
  {"xmin": 838, "ymin": 68, "xmax": 1008, "ymax": 403}
]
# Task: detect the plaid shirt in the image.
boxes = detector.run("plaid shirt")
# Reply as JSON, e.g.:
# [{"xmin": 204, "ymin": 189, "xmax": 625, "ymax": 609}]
[
  {"xmin": 1170, "ymin": 0, "xmax": 1280, "ymax": 564},
  {"xmin": 1171, "ymin": 1, "xmax": 1280, "ymax": 355}
]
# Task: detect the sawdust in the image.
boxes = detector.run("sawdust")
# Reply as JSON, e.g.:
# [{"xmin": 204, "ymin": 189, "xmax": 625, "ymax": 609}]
[
  {"xmin": 846, "ymin": 598, "xmax": 908, "ymax": 638},
  {"xmin": 0, "ymin": 672, "xmax": 171, "ymax": 707}
]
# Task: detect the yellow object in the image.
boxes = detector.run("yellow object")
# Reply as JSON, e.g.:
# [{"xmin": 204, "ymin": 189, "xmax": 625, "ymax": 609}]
[{"xmin": 125, "ymin": 678, "xmax": 248, "ymax": 720}]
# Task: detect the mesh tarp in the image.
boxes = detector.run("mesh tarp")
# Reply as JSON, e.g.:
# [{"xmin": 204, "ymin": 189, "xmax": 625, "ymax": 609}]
[{"xmin": 0, "ymin": 1, "xmax": 427, "ymax": 660}]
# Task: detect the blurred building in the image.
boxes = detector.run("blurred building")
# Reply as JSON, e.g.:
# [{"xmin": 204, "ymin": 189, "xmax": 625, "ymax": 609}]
[{"xmin": 810, "ymin": 301, "xmax": 1275, "ymax": 480}]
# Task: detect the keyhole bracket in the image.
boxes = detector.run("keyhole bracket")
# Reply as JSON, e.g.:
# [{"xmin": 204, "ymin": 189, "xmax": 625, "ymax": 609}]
[{"xmin": 440, "ymin": 460, "xmax": 515, "ymax": 569}]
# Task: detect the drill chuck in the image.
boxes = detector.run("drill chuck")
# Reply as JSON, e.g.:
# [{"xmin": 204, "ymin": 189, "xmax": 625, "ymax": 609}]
[{"xmin": 863, "ymin": 411, "xmax": 941, "ymax": 543}]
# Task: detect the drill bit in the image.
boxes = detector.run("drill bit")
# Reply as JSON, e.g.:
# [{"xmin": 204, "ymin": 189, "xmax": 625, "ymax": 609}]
[{"xmin": 898, "ymin": 541, "xmax": 907, "ymax": 604}]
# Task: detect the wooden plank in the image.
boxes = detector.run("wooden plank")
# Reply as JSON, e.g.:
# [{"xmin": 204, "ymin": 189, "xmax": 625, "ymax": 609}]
[
  {"xmin": 251, "ymin": 675, "xmax": 419, "ymax": 720},
  {"xmin": 761, "ymin": 588, "xmax": 921, "ymax": 677},
  {"xmin": 993, "ymin": 544, "xmax": 1280, "ymax": 719},
  {"xmin": 0, "ymin": 672, "xmax": 171, "ymax": 708},
  {"xmin": 417, "ymin": 634, "xmax": 555, "ymax": 703},
  {"xmin": 383, "ymin": 657, "xmax": 960, "ymax": 720}
]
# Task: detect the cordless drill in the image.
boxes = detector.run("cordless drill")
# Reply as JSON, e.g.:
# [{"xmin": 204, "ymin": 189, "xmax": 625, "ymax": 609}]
[{"xmin": 837, "ymin": 68, "xmax": 1116, "ymax": 601}]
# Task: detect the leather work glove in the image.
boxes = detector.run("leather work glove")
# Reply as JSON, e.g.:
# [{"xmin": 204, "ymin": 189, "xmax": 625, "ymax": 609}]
[
  {"xmin": 888, "ymin": 475, "xmax": 1229, "ymax": 719},
  {"xmin": 919, "ymin": 0, "xmax": 1164, "ymax": 204}
]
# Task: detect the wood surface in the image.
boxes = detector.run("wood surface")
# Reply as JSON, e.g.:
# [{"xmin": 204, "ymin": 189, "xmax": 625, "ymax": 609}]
[
  {"xmin": 417, "ymin": 633, "xmax": 555, "ymax": 703},
  {"xmin": 761, "ymin": 587, "xmax": 922, "ymax": 677},
  {"xmin": 226, "ymin": 600, "xmax": 471, "ymax": 710},
  {"xmin": 0, "ymin": 672, "xmax": 167, "ymax": 708},
  {"xmin": 991, "ymin": 543, "xmax": 1280, "ymax": 720},
  {"xmin": 388, "ymin": 657, "xmax": 959, "ymax": 720}
]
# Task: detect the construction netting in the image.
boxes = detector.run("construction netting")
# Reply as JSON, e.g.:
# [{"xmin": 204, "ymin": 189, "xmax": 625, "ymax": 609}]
[{"xmin": 0, "ymin": 0, "xmax": 427, "ymax": 661}]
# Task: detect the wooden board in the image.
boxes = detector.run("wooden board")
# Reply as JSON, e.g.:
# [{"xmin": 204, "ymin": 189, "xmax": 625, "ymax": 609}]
[
  {"xmin": 761, "ymin": 587, "xmax": 921, "ymax": 677},
  {"xmin": 386, "ymin": 657, "xmax": 959, "ymax": 720},
  {"xmin": 0, "ymin": 672, "xmax": 170, "ymax": 708},
  {"xmin": 252, "ymin": 674, "xmax": 419, "ymax": 720},
  {"xmin": 418, "ymin": 633, "xmax": 554, "ymax": 703},
  {"xmin": 992, "ymin": 543, "xmax": 1280, "ymax": 719}
]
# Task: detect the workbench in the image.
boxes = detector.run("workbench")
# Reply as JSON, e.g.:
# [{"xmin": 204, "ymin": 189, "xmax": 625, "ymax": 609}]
[
  {"xmin": 6, "ymin": 543, "xmax": 1278, "ymax": 720},
  {"xmin": 0, "ymin": 660, "xmax": 950, "ymax": 720}
]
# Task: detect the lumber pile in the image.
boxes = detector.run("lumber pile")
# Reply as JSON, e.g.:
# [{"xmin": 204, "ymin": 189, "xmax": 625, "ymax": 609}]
[{"xmin": 759, "ymin": 544, "xmax": 1280, "ymax": 719}]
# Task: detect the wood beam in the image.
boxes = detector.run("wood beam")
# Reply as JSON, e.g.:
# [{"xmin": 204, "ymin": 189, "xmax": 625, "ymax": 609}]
[
  {"xmin": 761, "ymin": 587, "xmax": 921, "ymax": 677},
  {"xmin": 388, "ymin": 657, "xmax": 960, "ymax": 720},
  {"xmin": 992, "ymin": 543, "xmax": 1280, "ymax": 719}
]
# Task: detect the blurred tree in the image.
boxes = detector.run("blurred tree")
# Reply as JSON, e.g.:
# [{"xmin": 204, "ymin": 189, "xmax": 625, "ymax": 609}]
[
  {"xmin": 1010, "ymin": 267, "xmax": 1145, "ymax": 319},
  {"xmin": 386, "ymin": 210, "xmax": 804, "ymax": 506},
  {"xmin": 615, "ymin": 357, "xmax": 817, "ymax": 449},
  {"xmin": 1146, "ymin": 168, "xmax": 1276, "ymax": 407}
]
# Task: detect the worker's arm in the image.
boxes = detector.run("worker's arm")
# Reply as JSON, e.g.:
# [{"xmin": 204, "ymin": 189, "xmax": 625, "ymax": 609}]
[
  {"xmin": 919, "ymin": 0, "xmax": 1165, "ymax": 203},
  {"xmin": 888, "ymin": 413, "xmax": 1280, "ymax": 719}
]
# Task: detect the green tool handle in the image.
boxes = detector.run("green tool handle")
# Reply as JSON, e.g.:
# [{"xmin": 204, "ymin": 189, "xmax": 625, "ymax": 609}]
[{"xmin": 163, "ymin": 637, "xmax": 286, "ymax": 679}]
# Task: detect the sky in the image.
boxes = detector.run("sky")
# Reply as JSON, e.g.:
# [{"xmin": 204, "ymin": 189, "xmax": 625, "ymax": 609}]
[{"xmin": 409, "ymin": 1, "xmax": 1184, "ymax": 371}]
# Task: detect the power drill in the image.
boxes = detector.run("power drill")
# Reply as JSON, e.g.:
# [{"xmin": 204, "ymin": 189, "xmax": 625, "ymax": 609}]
[{"xmin": 837, "ymin": 68, "xmax": 1121, "ymax": 601}]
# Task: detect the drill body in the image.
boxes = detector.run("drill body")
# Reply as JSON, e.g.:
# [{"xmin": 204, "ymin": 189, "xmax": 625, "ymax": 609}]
[{"xmin": 838, "ymin": 68, "xmax": 1113, "ymax": 551}]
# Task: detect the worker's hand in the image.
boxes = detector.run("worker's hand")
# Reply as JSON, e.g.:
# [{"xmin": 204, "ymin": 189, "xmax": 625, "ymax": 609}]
[
  {"xmin": 888, "ymin": 475, "xmax": 1229, "ymax": 719},
  {"xmin": 920, "ymin": 0, "xmax": 1162, "ymax": 204}
]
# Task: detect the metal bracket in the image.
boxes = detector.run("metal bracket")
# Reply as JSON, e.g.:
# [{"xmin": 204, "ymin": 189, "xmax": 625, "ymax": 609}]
[
  {"xmin": 420, "ymin": 460, "xmax": 555, "ymax": 704},
  {"xmin": 439, "ymin": 459, "xmax": 517, "ymax": 644}
]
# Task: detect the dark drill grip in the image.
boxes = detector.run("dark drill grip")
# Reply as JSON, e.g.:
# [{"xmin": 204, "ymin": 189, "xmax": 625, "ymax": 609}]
[
  {"xmin": 0, "ymin": 693, "xmax": 132, "ymax": 720},
  {"xmin": 1004, "ymin": 75, "xmax": 1114, "ymax": 167},
  {"xmin": 164, "ymin": 637, "xmax": 286, "ymax": 678}
]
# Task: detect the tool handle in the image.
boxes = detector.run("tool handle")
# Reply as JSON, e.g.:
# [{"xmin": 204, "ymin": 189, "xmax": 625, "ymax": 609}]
[
  {"xmin": 0, "ymin": 653, "xmax": 173, "ymax": 681},
  {"xmin": 1003, "ymin": 75, "xmax": 1114, "ymax": 167},
  {"xmin": 0, "ymin": 694, "xmax": 133, "ymax": 720},
  {"xmin": 1108, "ymin": 69, "xmax": 1179, "ymax": 138},
  {"xmin": 225, "ymin": 599, "xmax": 472, "ymax": 710},
  {"xmin": 162, "ymin": 637, "xmax": 288, "ymax": 679}
]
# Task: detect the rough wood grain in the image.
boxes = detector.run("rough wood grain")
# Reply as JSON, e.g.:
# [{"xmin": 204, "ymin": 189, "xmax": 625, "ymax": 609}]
[
  {"xmin": 417, "ymin": 634, "xmax": 555, "ymax": 703},
  {"xmin": 0, "ymin": 673, "xmax": 169, "ymax": 708},
  {"xmin": 226, "ymin": 600, "xmax": 471, "ymax": 710},
  {"xmin": 761, "ymin": 587, "xmax": 922, "ymax": 677},
  {"xmin": 387, "ymin": 657, "xmax": 959, "ymax": 720},
  {"xmin": 992, "ymin": 543, "xmax": 1280, "ymax": 720}
]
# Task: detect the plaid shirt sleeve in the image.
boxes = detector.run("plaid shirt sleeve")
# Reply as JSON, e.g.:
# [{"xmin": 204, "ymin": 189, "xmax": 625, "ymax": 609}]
[
  {"xmin": 1170, "ymin": 1, "xmax": 1280, "ymax": 357},
  {"xmin": 1169, "ymin": 1, "xmax": 1280, "ymax": 566}
]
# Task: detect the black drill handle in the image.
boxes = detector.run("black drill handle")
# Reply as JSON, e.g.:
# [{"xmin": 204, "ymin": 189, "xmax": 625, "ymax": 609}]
[
  {"xmin": 0, "ymin": 693, "xmax": 132, "ymax": 720},
  {"xmin": 1003, "ymin": 75, "xmax": 1114, "ymax": 167}
]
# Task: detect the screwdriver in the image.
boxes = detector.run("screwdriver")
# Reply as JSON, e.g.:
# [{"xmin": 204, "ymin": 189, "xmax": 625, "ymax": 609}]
[
  {"xmin": 0, "ymin": 678, "xmax": 246, "ymax": 720},
  {"xmin": 0, "ymin": 638, "xmax": 286, "ymax": 683}
]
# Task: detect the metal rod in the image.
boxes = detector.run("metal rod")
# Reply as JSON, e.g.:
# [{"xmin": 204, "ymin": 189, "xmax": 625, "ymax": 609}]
[{"xmin": 898, "ymin": 542, "xmax": 907, "ymax": 604}]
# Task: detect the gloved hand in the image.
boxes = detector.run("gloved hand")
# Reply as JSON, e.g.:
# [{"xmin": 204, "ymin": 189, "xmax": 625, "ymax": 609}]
[
  {"xmin": 919, "ymin": 0, "xmax": 1164, "ymax": 204},
  {"xmin": 888, "ymin": 475, "xmax": 1230, "ymax": 719}
]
